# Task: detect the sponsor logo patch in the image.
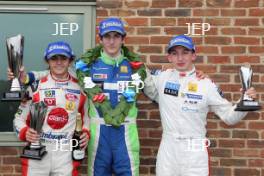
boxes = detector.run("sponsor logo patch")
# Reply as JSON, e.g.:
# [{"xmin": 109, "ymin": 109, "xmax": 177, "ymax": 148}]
[
  {"xmin": 182, "ymin": 106, "xmax": 199, "ymax": 113},
  {"xmin": 188, "ymin": 82, "xmax": 197, "ymax": 92},
  {"xmin": 217, "ymin": 87, "xmax": 224, "ymax": 97},
  {"xmin": 65, "ymin": 101, "xmax": 76, "ymax": 111},
  {"xmin": 164, "ymin": 82, "xmax": 180, "ymax": 97},
  {"xmin": 120, "ymin": 66, "xmax": 128, "ymax": 73},
  {"xmin": 65, "ymin": 93, "xmax": 78, "ymax": 101},
  {"xmin": 47, "ymin": 108, "xmax": 69, "ymax": 129},
  {"xmin": 41, "ymin": 132, "xmax": 68, "ymax": 140},
  {"xmin": 66, "ymin": 89, "xmax": 81, "ymax": 94},
  {"xmin": 186, "ymin": 93, "xmax": 203, "ymax": 100},
  {"xmin": 44, "ymin": 98, "xmax": 56, "ymax": 106},
  {"xmin": 44, "ymin": 90, "xmax": 55, "ymax": 97},
  {"xmin": 30, "ymin": 80, "xmax": 39, "ymax": 92},
  {"xmin": 150, "ymin": 69, "xmax": 161, "ymax": 75},
  {"xmin": 184, "ymin": 100, "xmax": 198, "ymax": 104},
  {"xmin": 93, "ymin": 74, "xmax": 108, "ymax": 80}
]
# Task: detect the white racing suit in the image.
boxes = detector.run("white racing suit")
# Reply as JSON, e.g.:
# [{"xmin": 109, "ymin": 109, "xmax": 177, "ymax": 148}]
[
  {"xmin": 14, "ymin": 73, "xmax": 89, "ymax": 176},
  {"xmin": 144, "ymin": 67, "xmax": 247, "ymax": 176}
]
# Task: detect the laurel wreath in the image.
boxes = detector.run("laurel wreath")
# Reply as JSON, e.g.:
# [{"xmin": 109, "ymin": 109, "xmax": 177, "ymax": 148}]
[{"xmin": 76, "ymin": 45, "xmax": 146, "ymax": 127}]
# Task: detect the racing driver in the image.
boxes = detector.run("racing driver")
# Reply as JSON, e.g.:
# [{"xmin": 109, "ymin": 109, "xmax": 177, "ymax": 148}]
[
  {"xmin": 144, "ymin": 34, "xmax": 257, "ymax": 176},
  {"xmin": 13, "ymin": 41, "xmax": 90, "ymax": 176}
]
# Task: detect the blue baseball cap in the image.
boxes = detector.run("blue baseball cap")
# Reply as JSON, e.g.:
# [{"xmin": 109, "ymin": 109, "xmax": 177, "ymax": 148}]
[
  {"xmin": 99, "ymin": 17, "xmax": 126, "ymax": 36},
  {"xmin": 167, "ymin": 35, "xmax": 195, "ymax": 53},
  {"xmin": 44, "ymin": 41, "xmax": 75, "ymax": 60}
]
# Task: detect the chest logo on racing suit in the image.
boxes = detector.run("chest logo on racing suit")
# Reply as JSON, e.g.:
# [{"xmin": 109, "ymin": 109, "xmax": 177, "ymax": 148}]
[
  {"xmin": 44, "ymin": 90, "xmax": 55, "ymax": 97},
  {"xmin": 184, "ymin": 100, "xmax": 198, "ymax": 105},
  {"xmin": 181, "ymin": 93, "xmax": 203, "ymax": 100},
  {"xmin": 120, "ymin": 66, "xmax": 128, "ymax": 73},
  {"xmin": 164, "ymin": 82, "xmax": 180, "ymax": 97},
  {"xmin": 66, "ymin": 89, "xmax": 81, "ymax": 94},
  {"xmin": 93, "ymin": 74, "xmax": 108, "ymax": 80},
  {"xmin": 188, "ymin": 82, "xmax": 198, "ymax": 92},
  {"xmin": 47, "ymin": 108, "xmax": 69, "ymax": 129},
  {"xmin": 65, "ymin": 93, "xmax": 78, "ymax": 101},
  {"xmin": 44, "ymin": 98, "xmax": 56, "ymax": 106},
  {"xmin": 181, "ymin": 106, "xmax": 199, "ymax": 113},
  {"xmin": 65, "ymin": 101, "xmax": 76, "ymax": 111},
  {"xmin": 186, "ymin": 93, "xmax": 203, "ymax": 100}
]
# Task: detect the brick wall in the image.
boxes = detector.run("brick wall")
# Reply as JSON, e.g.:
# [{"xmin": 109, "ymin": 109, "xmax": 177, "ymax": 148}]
[{"xmin": 1, "ymin": 0, "xmax": 264, "ymax": 176}]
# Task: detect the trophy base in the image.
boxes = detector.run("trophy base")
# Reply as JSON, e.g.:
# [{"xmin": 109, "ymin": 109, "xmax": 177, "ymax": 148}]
[
  {"xmin": 1, "ymin": 91, "xmax": 22, "ymax": 101},
  {"xmin": 235, "ymin": 101, "xmax": 262, "ymax": 111},
  {"xmin": 21, "ymin": 145, "xmax": 47, "ymax": 160}
]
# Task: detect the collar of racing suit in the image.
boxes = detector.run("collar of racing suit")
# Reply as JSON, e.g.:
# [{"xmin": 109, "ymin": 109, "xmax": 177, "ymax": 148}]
[
  {"xmin": 100, "ymin": 49, "xmax": 124, "ymax": 67},
  {"xmin": 174, "ymin": 65, "xmax": 196, "ymax": 78},
  {"xmin": 50, "ymin": 71, "xmax": 71, "ymax": 82}
]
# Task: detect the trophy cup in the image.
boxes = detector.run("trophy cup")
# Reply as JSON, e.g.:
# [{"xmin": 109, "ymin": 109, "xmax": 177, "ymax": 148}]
[
  {"xmin": 235, "ymin": 64, "xmax": 261, "ymax": 111},
  {"xmin": 2, "ymin": 34, "xmax": 24, "ymax": 101},
  {"xmin": 21, "ymin": 101, "xmax": 48, "ymax": 160}
]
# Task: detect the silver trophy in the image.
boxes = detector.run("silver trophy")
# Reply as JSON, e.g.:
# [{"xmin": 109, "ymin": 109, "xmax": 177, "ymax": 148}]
[
  {"xmin": 2, "ymin": 34, "xmax": 24, "ymax": 101},
  {"xmin": 235, "ymin": 64, "xmax": 261, "ymax": 111},
  {"xmin": 21, "ymin": 101, "xmax": 48, "ymax": 160}
]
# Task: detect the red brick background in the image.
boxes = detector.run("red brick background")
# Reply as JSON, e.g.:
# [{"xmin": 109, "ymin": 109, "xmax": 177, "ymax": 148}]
[{"xmin": 1, "ymin": 0, "xmax": 264, "ymax": 176}]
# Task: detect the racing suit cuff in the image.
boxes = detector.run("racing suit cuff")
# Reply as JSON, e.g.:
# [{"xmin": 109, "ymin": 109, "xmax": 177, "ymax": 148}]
[
  {"xmin": 19, "ymin": 126, "xmax": 29, "ymax": 141},
  {"xmin": 82, "ymin": 129, "xmax": 90, "ymax": 139}
]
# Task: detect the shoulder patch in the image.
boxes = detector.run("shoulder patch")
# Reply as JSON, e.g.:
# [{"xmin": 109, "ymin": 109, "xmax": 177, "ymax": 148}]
[
  {"xmin": 150, "ymin": 69, "xmax": 161, "ymax": 75},
  {"xmin": 212, "ymin": 82, "xmax": 224, "ymax": 98},
  {"xmin": 217, "ymin": 86, "xmax": 224, "ymax": 97},
  {"xmin": 30, "ymin": 80, "xmax": 39, "ymax": 92}
]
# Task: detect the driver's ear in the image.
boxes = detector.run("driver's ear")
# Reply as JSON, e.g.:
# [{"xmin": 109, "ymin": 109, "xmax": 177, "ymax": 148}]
[
  {"xmin": 98, "ymin": 34, "xmax": 103, "ymax": 44},
  {"xmin": 69, "ymin": 59, "xmax": 74, "ymax": 65},
  {"xmin": 192, "ymin": 53, "xmax": 196, "ymax": 61},
  {"xmin": 167, "ymin": 54, "xmax": 172, "ymax": 63},
  {"xmin": 122, "ymin": 36, "xmax": 125, "ymax": 44}
]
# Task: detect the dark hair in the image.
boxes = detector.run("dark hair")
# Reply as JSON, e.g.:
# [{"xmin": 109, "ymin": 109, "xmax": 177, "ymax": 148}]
[{"xmin": 99, "ymin": 32, "xmax": 126, "ymax": 40}]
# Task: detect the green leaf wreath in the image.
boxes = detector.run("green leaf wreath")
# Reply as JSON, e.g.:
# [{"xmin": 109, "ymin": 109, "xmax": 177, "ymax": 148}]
[{"xmin": 76, "ymin": 45, "xmax": 146, "ymax": 127}]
